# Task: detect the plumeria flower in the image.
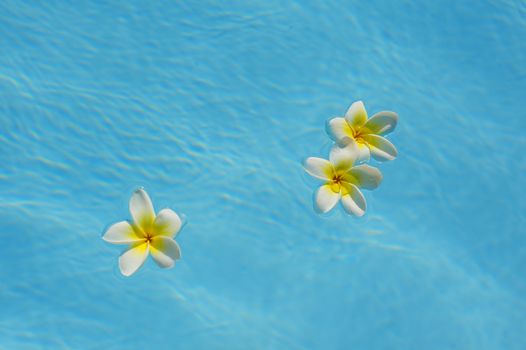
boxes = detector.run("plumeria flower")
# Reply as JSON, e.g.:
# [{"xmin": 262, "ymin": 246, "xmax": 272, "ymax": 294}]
[
  {"xmin": 303, "ymin": 139, "xmax": 382, "ymax": 216},
  {"xmin": 327, "ymin": 100, "xmax": 398, "ymax": 162},
  {"xmin": 103, "ymin": 188, "xmax": 182, "ymax": 276}
]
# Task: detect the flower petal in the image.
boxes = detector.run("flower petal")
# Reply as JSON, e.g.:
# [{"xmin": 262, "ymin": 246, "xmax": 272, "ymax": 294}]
[
  {"xmin": 356, "ymin": 142, "xmax": 371, "ymax": 162},
  {"xmin": 103, "ymin": 221, "xmax": 144, "ymax": 244},
  {"xmin": 329, "ymin": 140, "xmax": 358, "ymax": 172},
  {"xmin": 346, "ymin": 164, "xmax": 383, "ymax": 190},
  {"xmin": 129, "ymin": 188, "xmax": 155, "ymax": 230},
  {"xmin": 154, "ymin": 208, "xmax": 182, "ymax": 237},
  {"xmin": 362, "ymin": 111, "xmax": 398, "ymax": 136},
  {"xmin": 303, "ymin": 157, "xmax": 333, "ymax": 180},
  {"xmin": 361, "ymin": 134, "xmax": 398, "ymax": 161},
  {"xmin": 119, "ymin": 242, "xmax": 149, "ymax": 276},
  {"xmin": 341, "ymin": 183, "xmax": 366, "ymax": 216},
  {"xmin": 150, "ymin": 236, "xmax": 181, "ymax": 268},
  {"xmin": 326, "ymin": 117, "xmax": 354, "ymax": 143},
  {"xmin": 314, "ymin": 184, "xmax": 340, "ymax": 213},
  {"xmin": 344, "ymin": 101, "xmax": 368, "ymax": 129}
]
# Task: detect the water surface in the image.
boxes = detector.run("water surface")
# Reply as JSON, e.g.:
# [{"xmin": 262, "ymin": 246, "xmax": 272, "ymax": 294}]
[{"xmin": 1, "ymin": 1, "xmax": 525, "ymax": 349}]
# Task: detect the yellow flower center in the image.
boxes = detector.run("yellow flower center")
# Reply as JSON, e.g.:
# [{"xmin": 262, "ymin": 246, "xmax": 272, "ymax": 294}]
[
  {"xmin": 352, "ymin": 128, "xmax": 366, "ymax": 145},
  {"xmin": 145, "ymin": 232, "xmax": 153, "ymax": 243},
  {"xmin": 332, "ymin": 174, "xmax": 343, "ymax": 184},
  {"xmin": 329, "ymin": 173, "xmax": 345, "ymax": 193}
]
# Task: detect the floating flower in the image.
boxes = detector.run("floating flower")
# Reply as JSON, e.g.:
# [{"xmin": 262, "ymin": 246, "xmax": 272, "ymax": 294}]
[
  {"xmin": 303, "ymin": 139, "xmax": 382, "ymax": 216},
  {"xmin": 327, "ymin": 100, "xmax": 398, "ymax": 162},
  {"xmin": 103, "ymin": 188, "xmax": 182, "ymax": 276}
]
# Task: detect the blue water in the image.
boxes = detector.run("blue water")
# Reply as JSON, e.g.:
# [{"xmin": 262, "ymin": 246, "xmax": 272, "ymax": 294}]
[{"xmin": 1, "ymin": 1, "xmax": 525, "ymax": 349}]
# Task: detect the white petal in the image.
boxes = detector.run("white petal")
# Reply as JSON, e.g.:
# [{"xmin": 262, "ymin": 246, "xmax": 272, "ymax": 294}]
[
  {"xmin": 326, "ymin": 117, "xmax": 354, "ymax": 143},
  {"xmin": 150, "ymin": 236, "xmax": 181, "ymax": 268},
  {"xmin": 344, "ymin": 101, "xmax": 368, "ymax": 129},
  {"xmin": 129, "ymin": 188, "xmax": 155, "ymax": 229},
  {"xmin": 329, "ymin": 140, "xmax": 358, "ymax": 171},
  {"xmin": 356, "ymin": 142, "xmax": 371, "ymax": 162},
  {"xmin": 119, "ymin": 242, "xmax": 149, "ymax": 277},
  {"xmin": 154, "ymin": 208, "xmax": 182, "ymax": 237},
  {"xmin": 341, "ymin": 183, "xmax": 366, "ymax": 216},
  {"xmin": 103, "ymin": 221, "xmax": 144, "ymax": 244},
  {"xmin": 346, "ymin": 164, "xmax": 383, "ymax": 190},
  {"xmin": 362, "ymin": 111, "xmax": 398, "ymax": 136},
  {"xmin": 315, "ymin": 184, "xmax": 340, "ymax": 213},
  {"xmin": 362, "ymin": 134, "xmax": 398, "ymax": 161},
  {"xmin": 303, "ymin": 157, "xmax": 333, "ymax": 180}
]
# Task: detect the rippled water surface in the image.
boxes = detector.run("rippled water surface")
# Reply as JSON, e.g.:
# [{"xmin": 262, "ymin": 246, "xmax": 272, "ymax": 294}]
[{"xmin": 1, "ymin": 1, "xmax": 525, "ymax": 349}]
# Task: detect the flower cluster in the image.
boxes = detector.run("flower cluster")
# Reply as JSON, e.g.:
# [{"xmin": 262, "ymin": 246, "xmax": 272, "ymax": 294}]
[{"xmin": 303, "ymin": 101, "xmax": 398, "ymax": 216}]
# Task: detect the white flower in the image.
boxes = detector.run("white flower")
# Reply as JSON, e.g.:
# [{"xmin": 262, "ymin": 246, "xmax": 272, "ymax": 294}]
[
  {"xmin": 327, "ymin": 100, "xmax": 398, "ymax": 162},
  {"xmin": 303, "ymin": 139, "xmax": 383, "ymax": 216},
  {"xmin": 103, "ymin": 188, "xmax": 182, "ymax": 276}
]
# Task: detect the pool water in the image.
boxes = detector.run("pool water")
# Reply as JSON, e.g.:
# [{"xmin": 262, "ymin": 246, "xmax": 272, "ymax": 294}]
[{"xmin": 1, "ymin": 1, "xmax": 525, "ymax": 349}]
